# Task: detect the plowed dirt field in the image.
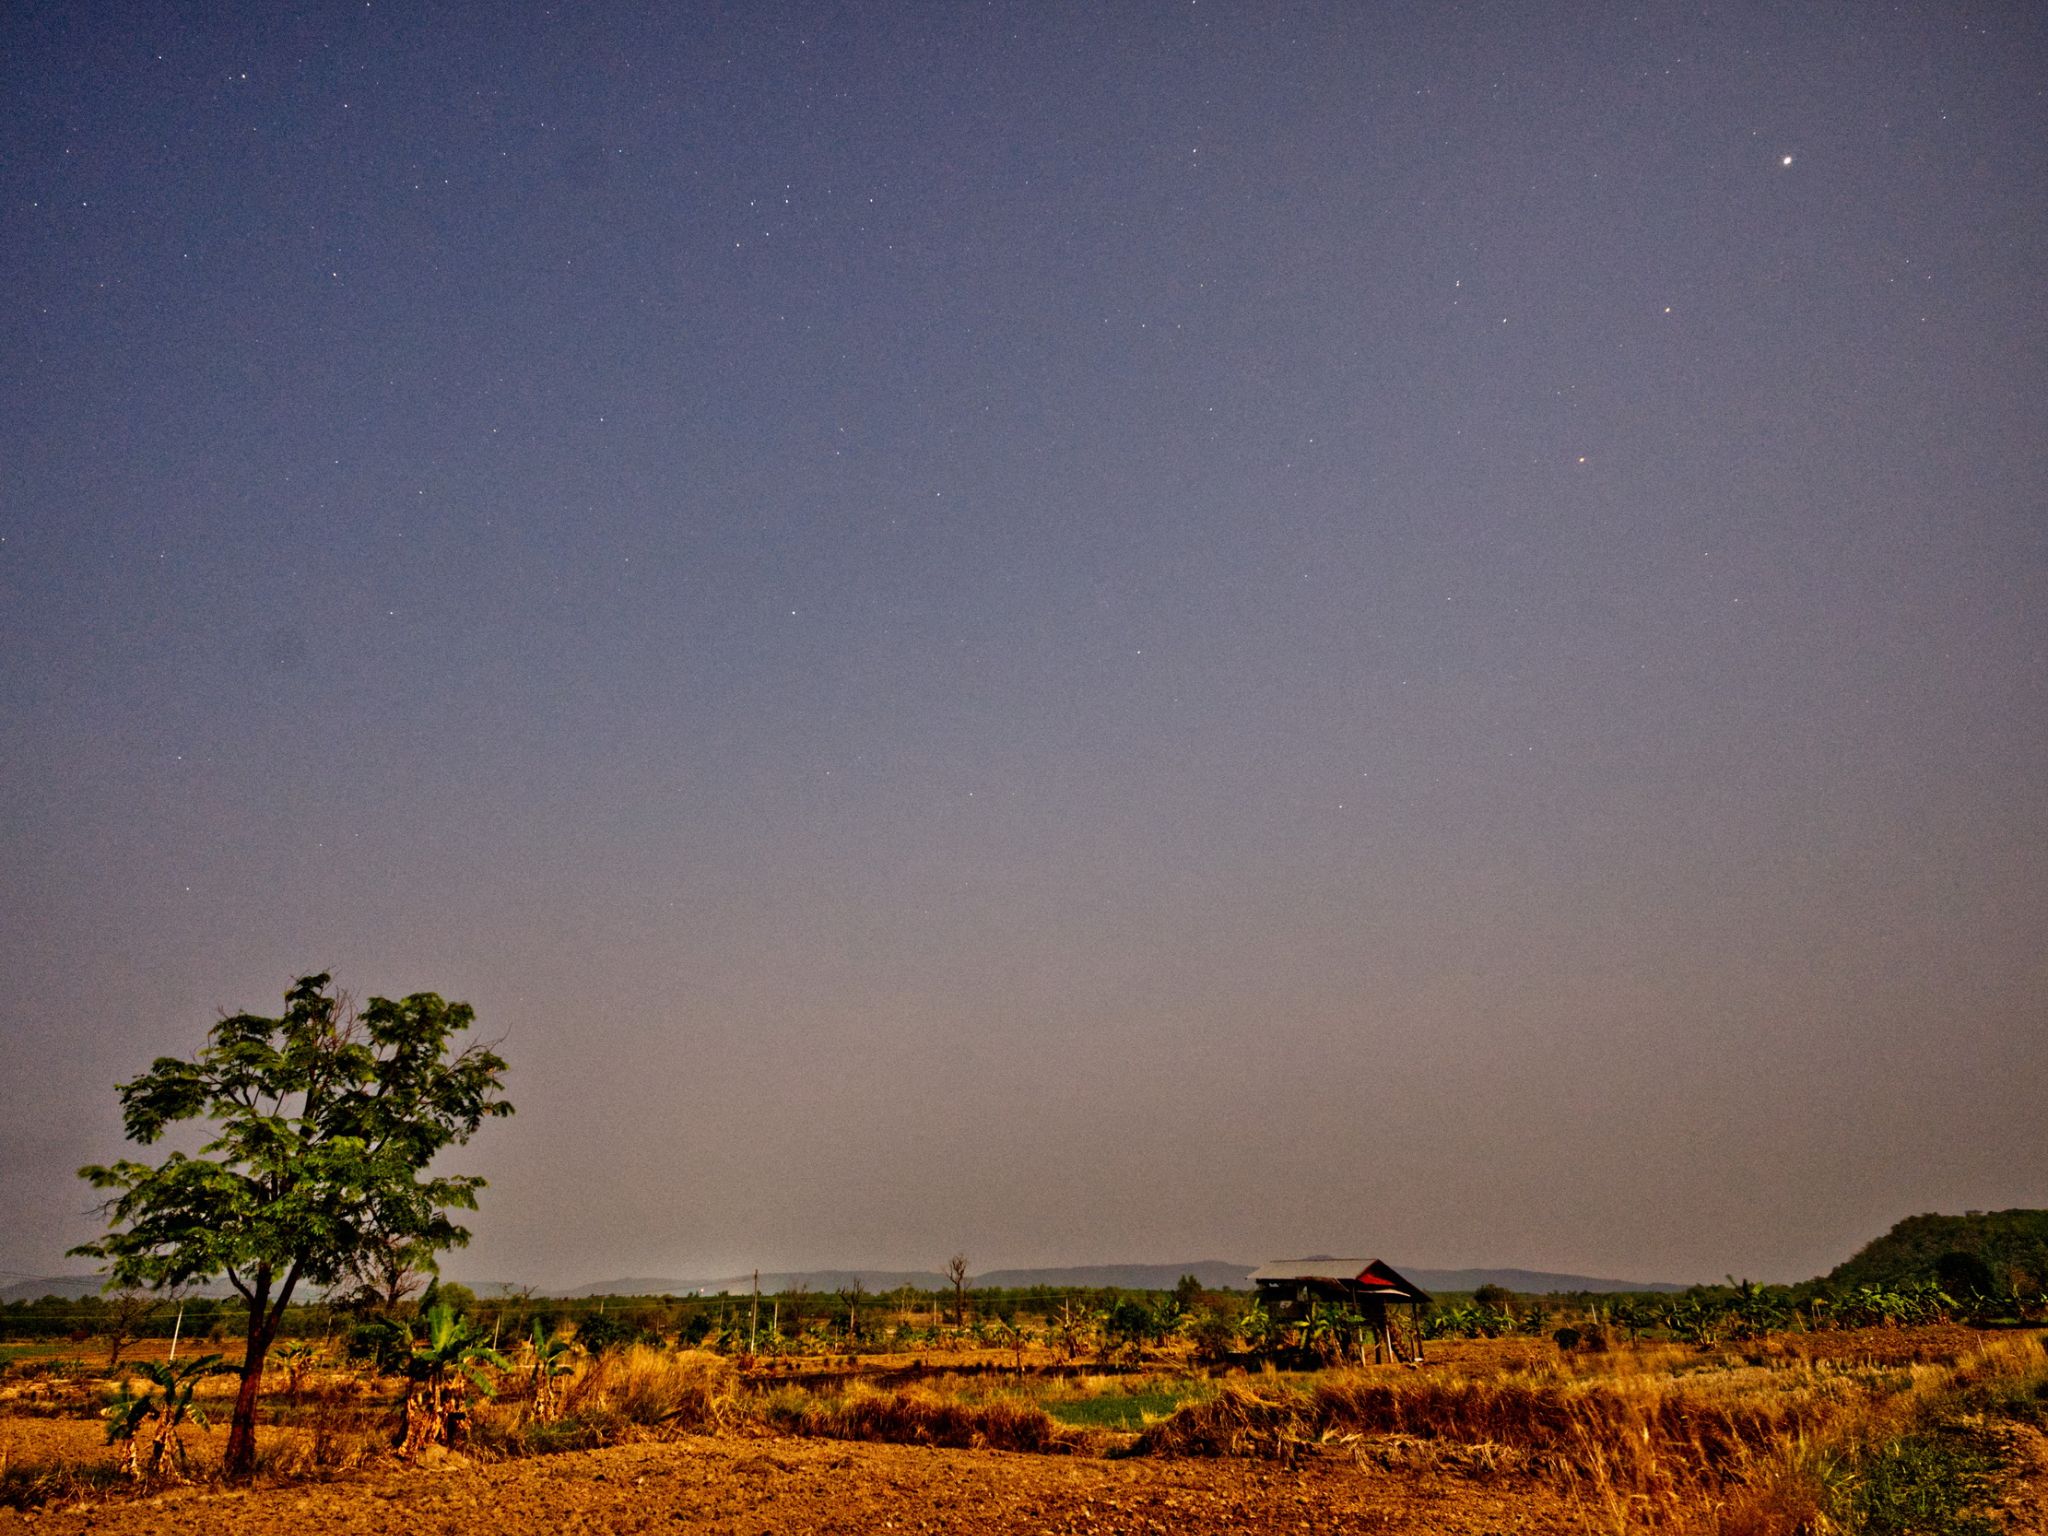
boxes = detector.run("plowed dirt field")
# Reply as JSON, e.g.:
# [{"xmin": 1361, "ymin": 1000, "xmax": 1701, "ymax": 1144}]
[{"xmin": 1, "ymin": 1432, "xmax": 1578, "ymax": 1535}]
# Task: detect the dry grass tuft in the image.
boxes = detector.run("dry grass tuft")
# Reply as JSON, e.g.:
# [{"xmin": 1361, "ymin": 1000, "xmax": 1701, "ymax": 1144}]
[
  {"xmin": 1127, "ymin": 1382, "xmax": 1295, "ymax": 1457},
  {"xmin": 767, "ymin": 1383, "xmax": 1082, "ymax": 1454},
  {"xmin": 252, "ymin": 1377, "xmax": 385, "ymax": 1478},
  {"xmin": 1134, "ymin": 1331, "xmax": 2048, "ymax": 1533},
  {"xmin": 560, "ymin": 1346, "xmax": 739, "ymax": 1435}
]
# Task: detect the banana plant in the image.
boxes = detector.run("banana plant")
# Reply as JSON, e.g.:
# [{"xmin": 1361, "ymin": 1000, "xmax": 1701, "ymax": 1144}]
[
  {"xmin": 1296, "ymin": 1300, "xmax": 1339, "ymax": 1361},
  {"xmin": 1607, "ymin": 1299, "xmax": 1649, "ymax": 1340},
  {"xmin": 525, "ymin": 1321, "xmax": 577, "ymax": 1422},
  {"xmin": 103, "ymin": 1353, "xmax": 226, "ymax": 1482},
  {"xmin": 1237, "ymin": 1301, "xmax": 1281, "ymax": 1354},
  {"xmin": 1663, "ymin": 1298, "xmax": 1725, "ymax": 1345},
  {"xmin": 1724, "ymin": 1279, "xmax": 1791, "ymax": 1340},
  {"xmin": 396, "ymin": 1303, "xmax": 506, "ymax": 1460},
  {"xmin": 1050, "ymin": 1299, "xmax": 1093, "ymax": 1362},
  {"xmin": 273, "ymin": 1340, "xmax": 323, "ymax": 1403},
  {"xmin": 987, "ymin": 1316, "xmax": 1029, "ymax": 1370}
]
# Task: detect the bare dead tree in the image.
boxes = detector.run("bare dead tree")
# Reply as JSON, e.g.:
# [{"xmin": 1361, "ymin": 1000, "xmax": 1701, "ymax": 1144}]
[
  {"xmin": 334, "ymin": 1226, "xmax": 433, "ymax": 1318},
  {"xmin": 837, "ymin": 1279, "xmax": 866, "ymax": 1347},
  {"xmin": 102, "ymin": 1287, "xmax": 160, "ymax": 1369},
  {"xmin": 947, "ymin": 1254, "xmax": 969, "ymax": 1329}
]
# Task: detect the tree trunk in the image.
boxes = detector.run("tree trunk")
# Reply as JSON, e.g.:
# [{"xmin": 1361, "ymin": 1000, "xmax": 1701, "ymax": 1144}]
[
  {"xmin": 223, "ymin": 1307, "xmax": 282, "ymax": 1477},
  {"xmin": 223, "ymin": 1348, "xmax": 267, "ymax": 1477},
  {"xmin": 222, "ymin": 1262, "xmax": 300, "ymax": 1479}
]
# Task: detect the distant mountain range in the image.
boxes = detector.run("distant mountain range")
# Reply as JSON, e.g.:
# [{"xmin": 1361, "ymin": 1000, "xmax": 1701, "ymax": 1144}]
[
  {"xmin": 558, "ymin": 1261, "xmax": 1689, "ymax": 1298},
  {"xmin": 5, "ymin": 1260, "xmax": 1691, "ymax": 1306},
  {"xmin": 0, "ymin": 1274, "xmax": 239, "ymax": 1303}
]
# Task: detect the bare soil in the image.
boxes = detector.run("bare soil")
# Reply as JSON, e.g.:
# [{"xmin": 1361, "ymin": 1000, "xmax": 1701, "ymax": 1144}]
[{"xmin": 0, "ymin": 1430, "xmax": 1580, "ymax": 1536}]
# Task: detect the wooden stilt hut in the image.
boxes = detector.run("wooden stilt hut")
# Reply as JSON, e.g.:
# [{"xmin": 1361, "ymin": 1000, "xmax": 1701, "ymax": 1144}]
[{"xmin": 1249, "ymin": 1258, "xmax": 1431, "ymax": 1364}]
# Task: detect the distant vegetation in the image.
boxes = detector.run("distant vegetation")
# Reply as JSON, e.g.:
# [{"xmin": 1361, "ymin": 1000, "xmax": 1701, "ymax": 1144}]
[{"xmin": 1828, "ymin": 1209, "xmax": 2048, "ymax": 1294}]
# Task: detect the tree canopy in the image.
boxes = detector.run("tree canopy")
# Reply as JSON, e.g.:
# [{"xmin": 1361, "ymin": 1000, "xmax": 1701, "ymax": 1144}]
[
  {"xmin": 73, "ymin": 972, "xmax": 512, "ymax": 1475},
  {"xmin": 1825, "ymin": 1210, "xmax": 2048, "ymax": 1294}
]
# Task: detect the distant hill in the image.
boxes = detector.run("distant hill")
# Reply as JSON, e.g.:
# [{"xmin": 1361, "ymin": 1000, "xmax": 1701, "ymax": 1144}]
[
  {"xmin": 561, "ymin": 1261, "xmax": 1687, "ymax": 1298},
  {"xmin": 1406, "ymin": 1267, "xmax": 1689, "ymax": 1296},
  {"xmin": 564, "ymin": 1271, "xmax": 949, "ymax": 1298},
  {"xmin": 0, "ymin": 1274, "xmax": 240, "ymax": 1303},
  {"xmin": 971, "ymin": 1262, "xmax": 1254, "ymax": 1292},
  {"xmin": 3, "ymin": 1273, "xmax": 518, "ymax": 1305},
  {"xmin": 1, "ymin": 1274, "xmax": 108, "ymax": 1303},
  {"xmin": 8, "ymin": 1260, "xmax": 1690, "ymax": 1305},
  {"xmin": 1826, "ymin": 1210, "xmax": 2048, "ymax": 1292}
]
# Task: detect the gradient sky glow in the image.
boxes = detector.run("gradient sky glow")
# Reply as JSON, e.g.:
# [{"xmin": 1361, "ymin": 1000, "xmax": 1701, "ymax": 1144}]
[{"xmin": 3, "ymin": 1, "xmax": 2044, "ymax": 1289}]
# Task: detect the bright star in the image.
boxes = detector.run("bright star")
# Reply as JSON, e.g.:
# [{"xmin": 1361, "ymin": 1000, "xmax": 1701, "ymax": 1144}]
[{"xmin": 1780, "ymin": 154, "xmax": 1794, "ymax": 167}]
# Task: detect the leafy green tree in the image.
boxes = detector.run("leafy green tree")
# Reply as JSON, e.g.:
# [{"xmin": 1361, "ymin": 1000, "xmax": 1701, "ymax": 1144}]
[
  {"xmin": 72, "ymin": 973, "xmax": 512, "ymax": 1477},
  {"xmin": 1103, "ymin": 1297, "xmax": 1153, "ymax": 1361},
  {"xmin": 575, "ymin": 1308, "xmax": 636, "ymax": 1355},
  {"xmin": 1472, "ymin": 1283, "xmax": 1515, "ymax": 1315}
]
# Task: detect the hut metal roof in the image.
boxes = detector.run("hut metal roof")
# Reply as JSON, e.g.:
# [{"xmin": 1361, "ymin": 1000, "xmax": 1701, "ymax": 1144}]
[{"xmin": 1249, "ymin": 1258, "xmax": 1431, "ymax": 1302}]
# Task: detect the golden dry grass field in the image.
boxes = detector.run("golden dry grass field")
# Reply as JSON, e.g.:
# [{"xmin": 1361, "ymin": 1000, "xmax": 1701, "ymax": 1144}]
[{"xmin": 4, "ymin": 1327, "xmax": 2045, "ymax": 1535}]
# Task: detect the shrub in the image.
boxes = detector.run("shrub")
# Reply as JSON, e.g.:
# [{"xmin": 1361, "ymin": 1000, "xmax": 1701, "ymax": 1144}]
[
  {"xmin": 573, "ymin": 1312, "xmax": 639, "ymax": 1356},
  {"xmin": 1186, "ymin": 1309, "xmax": 1238, "ymax": 1364}
]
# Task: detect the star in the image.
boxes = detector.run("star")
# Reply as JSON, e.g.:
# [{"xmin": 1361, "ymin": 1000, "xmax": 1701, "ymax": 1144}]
[{"xmin": 1780, "ymin": 154, "xmax": 1795, "ymax": 167}]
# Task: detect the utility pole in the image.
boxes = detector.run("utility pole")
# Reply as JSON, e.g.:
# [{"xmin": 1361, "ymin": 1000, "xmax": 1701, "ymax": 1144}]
[{"xmin": 750, "ymin": 1270, "xmax": 760, "ymax": 1353}]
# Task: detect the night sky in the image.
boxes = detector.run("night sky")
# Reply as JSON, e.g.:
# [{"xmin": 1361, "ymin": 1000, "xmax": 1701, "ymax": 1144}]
[{"xmin": 4, "ymin": 2, "xmax": 2044, "ymax": 1290}]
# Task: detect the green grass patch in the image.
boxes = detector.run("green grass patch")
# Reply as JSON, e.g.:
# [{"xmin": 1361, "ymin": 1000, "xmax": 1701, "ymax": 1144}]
[
  {"xmin": 1046, "ymin": 1386, "xmax": 1209, "ymax": 1431},
  {"xmin": 0, "ymin": 1343, "xmax": 70, "ymax": 1367},
  {"xmin": 1835, "ymin": 1429, "xmax": 2001, "ymax": 1536}
]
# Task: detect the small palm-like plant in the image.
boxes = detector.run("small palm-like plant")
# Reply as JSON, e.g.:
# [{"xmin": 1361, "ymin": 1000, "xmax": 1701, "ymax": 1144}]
[
  {"xmin": 396, "ymin": 1304, "xmax": 506, "ymax": 1459},
  {"xmin": 1297, "ymin": 1300, "xmax": 1340, "ymax": 1362},
  {"xmin": 1333, "ymin": 1307, "xmax": 1377, "ymax": 1363},
  {"xmin": 987, "ymin": 1316, "xmax": 1029, "ymax": 1370},
  {"xmin": 1050, "ymin": 1299, "xmax": 1092, "ymax": 1363},
  {"xmin": 1725, "ymin": 1278, "xmax": 1790, "ymax": 1340},
  {"xmin": 1237, "ymin": 1301, "xmax": 1280, "ymax": 1354},
  {"xmin": 1663, "ymin": 1297, "xmax": 1726, "ymax": 1344},
  {"xmin": 525, "ymin": 1321, "xmax": 577, "ymax": 1422},
  {"xmin": 103, "ymin": 1353, "xmax": 226, "ymax": 1482},
  {"xmin": 273, "ymin": 1340, "xmax": 324, "ymax": 1402}
]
